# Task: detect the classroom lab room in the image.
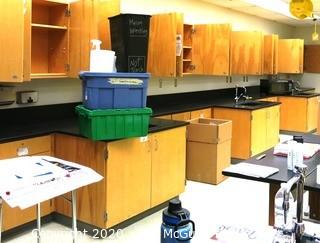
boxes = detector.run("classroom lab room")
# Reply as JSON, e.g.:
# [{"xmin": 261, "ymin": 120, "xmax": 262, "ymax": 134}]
[{"xmin": 1, "ymin": 0, "xmax": 320, "ymax": 242}]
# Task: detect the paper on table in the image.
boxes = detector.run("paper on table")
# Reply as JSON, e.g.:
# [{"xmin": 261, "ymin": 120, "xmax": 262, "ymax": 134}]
[
  {"xmin": 0, "ymin": 156, "xmax": 103, "ymax": 209},
  {"xmin": 273, "ymin": 142, "xmax": 320, "ymax": 159},
  {"xmin": 223, "ymin": 163, "xmax": 279, "ymax": 178}
]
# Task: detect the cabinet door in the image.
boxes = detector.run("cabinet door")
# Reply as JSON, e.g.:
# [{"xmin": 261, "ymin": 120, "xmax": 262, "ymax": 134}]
[
  {"xmin": 231, "ymin": 31, "xmax": 262, "ymax": 75},
  {"xmin": 304, "ymin": 45, "xmax": 320, "ymax": 73},
  {"xmin": 151, "ymin": 127, "xmax": 186, "ymax": 207},
  {"xmin": 54, "ymin": 134, "xmax": 106, "ymax": 228},
  {"xmin": 307, "ymin": 97, "xmax": 319, "ymax": 132},
  {"xmin": 278, "ymin": 39, "xmax": 304, "ymax": 73},
  {"xmin": 0, "ymin": 0, "xmax": 26, "ymax": 82},
  {"xmin": 192, "ymin": 24, "xmax": 230, "ymax": 75},
  {"xmin": 0, "ymin": 136, "xmax": 53, "ymax": 231},
  {"xmin": 213, "ymin": 108, "xmax": 251, "ymax": 159},
  {"xmin": 106, "ymin": 137, "xmax": 151, "ymax": 228},
  {"xmin": 190, "ymin": 108, "xmax": 212, "ymax": 119},
  {"xmin": 266, "ymin": 105, "xmax": 280, "ymax": 149},
  {"xmin": 147, "ymin": 13, "xmax": 183, "ymax": 77},
  {"xmin": 263, "ymin": 34, "xmax": 278, "ymax": 75},
  {"xmin": 251, "ymin": 109, "xmax": 267, "ymax": 156},
  {"xmin": 69, "ymin": 0, "xmax": 120, "ymax": 77},
  {"xmin": 278, "ymin": 96, "xmax": 308, "ymax": 132}
]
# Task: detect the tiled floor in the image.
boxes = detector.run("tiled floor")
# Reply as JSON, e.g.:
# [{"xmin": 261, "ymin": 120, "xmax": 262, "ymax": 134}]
[{"xmin": 6, "ymin": 178, "xmax": 320, "ymax": 242}]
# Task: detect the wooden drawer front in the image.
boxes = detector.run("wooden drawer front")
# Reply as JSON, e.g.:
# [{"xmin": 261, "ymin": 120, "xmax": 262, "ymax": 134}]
[
  {"xmin": 172, "ymin": 112, "xmax": 191, "ymax": 121},
  {"xmin": 0, "ymin": 135, "xmax": 51, "ymax": 159},
  {"xmin": 190, "ymin": 108, "xmax": 212, "ymax": 119}
]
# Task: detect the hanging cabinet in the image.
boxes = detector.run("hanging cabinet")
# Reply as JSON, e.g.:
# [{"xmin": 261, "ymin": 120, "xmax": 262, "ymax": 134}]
[{"xmin": 0, "ymin": 0, "xmax": 120, "ymax": 82}]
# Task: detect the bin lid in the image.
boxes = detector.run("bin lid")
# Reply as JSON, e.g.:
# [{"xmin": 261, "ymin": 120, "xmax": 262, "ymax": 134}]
[
  {"xmin": 75, "ymin": 105, "xmax": 152, "ymax": 117},
  {"xmin": 108, "ymin": 13, "xmax": 152, "ymax": 20},
  {"xmin": 79, "ymin": 71, "xmax": 150, "ymax": 80}
]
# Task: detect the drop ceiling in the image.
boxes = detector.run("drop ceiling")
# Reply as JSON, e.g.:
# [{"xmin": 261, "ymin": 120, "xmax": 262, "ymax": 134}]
[{"xmin": 202, "ymin": 0, "xmax": 320, "ymax": 26}]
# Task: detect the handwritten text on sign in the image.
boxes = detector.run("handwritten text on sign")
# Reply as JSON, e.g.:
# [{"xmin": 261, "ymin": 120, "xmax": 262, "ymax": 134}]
[
  {"xmin": 128, "ymin": 56, "xmax": 146, "ymax": 72},
  {"xmin": 129, "ymin": 17, "xmax": 148, "ymax": 37}
]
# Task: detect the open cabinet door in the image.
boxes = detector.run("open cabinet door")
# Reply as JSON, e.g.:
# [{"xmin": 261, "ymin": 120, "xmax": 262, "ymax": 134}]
[
  {"xmin": 147, "ymin": 13, "xmax": 183, "ymax": 77},
  {"xmin": 68, "ymin": 0, "xmax": 120, "ymax": 77},
  {"xmin": 0, "ymin": 0, "xmax": 28, "ymax": 82},
  {"xmin": 192, "ymin": 24, "xmax": 230, "ymax": 76}
]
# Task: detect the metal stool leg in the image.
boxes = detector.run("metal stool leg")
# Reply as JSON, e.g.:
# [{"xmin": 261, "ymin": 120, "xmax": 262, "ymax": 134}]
[
  {"xmin": 37, "ymin": 203, "xmax": 41, "ymax": 243},
  {"xmin": 71, "ymin": 190, "xmax": 77, "ymax": 243},
  {"xmin": 0, "ymin": 197, "xmax": 3, "ymax": 243}
]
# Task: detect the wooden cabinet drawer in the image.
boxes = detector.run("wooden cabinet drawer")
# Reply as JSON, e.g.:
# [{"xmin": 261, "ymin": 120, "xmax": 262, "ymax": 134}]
[
  {"xmin": 172, "ymin": 112, "xmax": 191, "ymax": 121},
  {"xmin": 190, "ymin": 108, "xmax": 212, "ymax": 119},
  {"xmin": 0, "ymin": 135, "xmax": 52, "ymax": 159}
]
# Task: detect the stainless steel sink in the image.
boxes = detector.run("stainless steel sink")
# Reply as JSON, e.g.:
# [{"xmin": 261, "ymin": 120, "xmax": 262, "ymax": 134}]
[{"xmin": 235, "ymin": 100, "xmax": 269, "ymax": 107}]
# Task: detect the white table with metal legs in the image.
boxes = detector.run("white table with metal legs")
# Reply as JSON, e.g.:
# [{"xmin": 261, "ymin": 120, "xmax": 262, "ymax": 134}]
[{"xmin": 0, "ymin": 190, "xmax": 78, "ymax": 243}]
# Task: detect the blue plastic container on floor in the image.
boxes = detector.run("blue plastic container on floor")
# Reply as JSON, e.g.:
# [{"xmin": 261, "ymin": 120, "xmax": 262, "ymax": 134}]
[{"xmin": 79, "ymin": 71, "xmax": 150, "ymax": 109}]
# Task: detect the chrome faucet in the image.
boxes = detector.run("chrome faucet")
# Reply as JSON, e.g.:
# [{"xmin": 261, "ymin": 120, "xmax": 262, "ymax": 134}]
[
  {"xmin": 278, "ymin": 164, "xmax": 308, "ymax": 242},
  {"xmin": 234, "ymin": 85, "xmax": 251, "ymax": 104}
]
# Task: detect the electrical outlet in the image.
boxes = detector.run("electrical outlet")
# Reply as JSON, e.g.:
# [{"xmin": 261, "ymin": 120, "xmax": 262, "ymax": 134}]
[{"xmin": 16, "ymin": 91, "xmax": 38, "ymax": 104}]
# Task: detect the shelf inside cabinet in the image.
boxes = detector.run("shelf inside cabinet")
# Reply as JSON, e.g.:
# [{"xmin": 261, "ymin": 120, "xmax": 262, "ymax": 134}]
[
  {"xmin": 183, "ymin": 46, "xmax": 192, "ymax": 49},
  {"xmin": 32, "ymin": 0, "xmax": 68, "ymax": 7},
  {"xmin": 32, "ymin": 0, "xmax": 68, "ymax": 27},
  {"xmin": 183, "ymin": 59, "xmax": 192, "ymax": 62},
  {"xmin": 32, "ymin": 23, "xmax": 67, "ymax": 30},
  {"xmin": 31, "ymin": 0, "xmax": 69, "ymax": 78},
  {"xmin": 31, "ymin": 27, "xmax": 68, "ymax": 76},
  {"xmin": 183, "ymin": 25, "xmax": 193, "ymax": 47},
  {"xmin": 31, "ymin": 73, "xmax": 67, "ymax": 79}
]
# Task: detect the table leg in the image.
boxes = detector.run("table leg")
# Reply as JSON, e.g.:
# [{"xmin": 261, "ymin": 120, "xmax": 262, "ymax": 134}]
[
  {"xmin": 71, "ymin": 190, "xmax": 77, "ymax": 243},
  {"xmin": 0, "ymin": 197, "xmax": 3, "ymax": 243},
  {"xmin": 37, "ymin": 203, "xmax": 41, "ymax": 243},
  {"xmin": 309, "ymin": 190, "xmax": 320, "ymax": 221},
  {"xmin": 269, "ymin": 183, "xmax": 280, "ymax": 226}
]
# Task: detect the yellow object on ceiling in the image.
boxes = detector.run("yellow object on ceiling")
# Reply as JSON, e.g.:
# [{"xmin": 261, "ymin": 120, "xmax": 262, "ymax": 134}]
[{"xmin": 289, "ymin": 0, "xmax": 314, "ymax": 19}]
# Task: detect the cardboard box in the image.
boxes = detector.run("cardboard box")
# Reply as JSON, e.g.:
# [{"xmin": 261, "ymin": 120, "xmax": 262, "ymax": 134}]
[
  {"xmin": 187, "ymin": 118, "xmax": 232, "ymax": 144},
  {"xmin": 186, "ymin": 118, "xmax": 232, "ymax": 185}
]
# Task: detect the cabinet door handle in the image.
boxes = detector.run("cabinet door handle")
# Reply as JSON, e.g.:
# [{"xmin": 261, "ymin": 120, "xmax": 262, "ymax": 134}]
[{"xmin": 17, "ymin": 146, "xmax": 29, "ymax": 156}]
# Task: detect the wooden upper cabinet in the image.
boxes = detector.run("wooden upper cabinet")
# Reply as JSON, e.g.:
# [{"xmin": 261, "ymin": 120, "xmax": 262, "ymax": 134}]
[
  {"xmin": 192, "ymin": 24, "xmax": 230, "ymax": 76},
  {"xmin": 69, "ymin": 0, "xmax": 120, "ymax": 77},
  {"xmin": 304, "ymin": 45, "xmax": 320, "ymax": 73},
  {"xmin": 263, "ymin": 34, "xmax": 278, "ymax": 75},
  {"xmin": 231, "ymin": 31, "xmax": 263, "ymax": 75},
  {"xmin": 0, "ymin": 0, "xmax": 119, "ymax": 82},
  {"xmin": 0, "ymin": 0, "xmax": 30, "ymax": 82},
  {"xmin": 278, "ymin": 39, "xmax": 304, "ymax": 74},
  {"xmin": 147, "ymin": 13, "xmax": 183, "ymax": 77}
]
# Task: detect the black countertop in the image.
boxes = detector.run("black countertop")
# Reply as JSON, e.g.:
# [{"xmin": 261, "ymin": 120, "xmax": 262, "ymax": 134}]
[
  {"xmin": 0, "ymin": 117, "xmax": 188, "ymax": 144},
  {"xmin": 222, "ymin": 133, "xmax": 320, "ymax": 190},
  {"xmin": 147, "ymin": 87, "xmax": 320, "ymax": 116},
  {"xmin": 0, "ymin": 86, "xmax": 318, "ymax": 144}
]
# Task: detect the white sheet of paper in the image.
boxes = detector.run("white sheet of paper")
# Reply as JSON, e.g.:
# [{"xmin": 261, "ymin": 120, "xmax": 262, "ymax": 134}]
[
  {"xmin": 0, "ymin": 156, "xmax": 103, "ymax": 209},
  {"xmin": 223, "ymin": 163, "xmax": 279, "ymax": 178}
]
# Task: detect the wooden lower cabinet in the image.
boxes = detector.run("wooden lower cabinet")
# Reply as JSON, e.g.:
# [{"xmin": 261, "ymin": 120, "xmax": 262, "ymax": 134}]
[
  {"xmin": 151, "ymin": 127, "xmax": 186, "ymax": 207},
  {"xmin": 0, "ymin": 135, "xmax": 54, "ymax": 231},
  {"xmin": 278, "ymin": 96, "xmax": 319, "ymax": 132},
  {"xmin": 214, "ymin": 106, "xmax": 280, "ymax": 159},
  {"xmin": 54, "ymin": 126, "xmax": 186, "ymax": 229}
]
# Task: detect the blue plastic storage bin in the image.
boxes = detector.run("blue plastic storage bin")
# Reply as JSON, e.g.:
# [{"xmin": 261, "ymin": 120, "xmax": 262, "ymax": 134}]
[{"xmin": 79, "ymin": 72, "xmax": 149, "ymax": 109}]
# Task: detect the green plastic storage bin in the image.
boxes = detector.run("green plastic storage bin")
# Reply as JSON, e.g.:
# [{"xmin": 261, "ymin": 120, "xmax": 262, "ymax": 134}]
[{"xmin": 75, "ymin": 105, "xmax": 152, "ymax": 140}]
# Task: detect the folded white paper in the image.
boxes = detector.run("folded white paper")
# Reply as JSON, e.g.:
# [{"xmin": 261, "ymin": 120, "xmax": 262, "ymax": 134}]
[
  {"xmin": 0, "ymin": 156, "xmax": 103, "ymax": 209},
  {"xmin": 224, "ymin": 163, "xmax": 279, "ymax": 178}
]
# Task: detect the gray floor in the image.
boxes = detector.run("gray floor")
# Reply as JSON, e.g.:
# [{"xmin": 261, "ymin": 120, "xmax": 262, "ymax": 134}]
[{"xmin": 6, "ymin": 178, "xmax": 320, "ymax": 242}]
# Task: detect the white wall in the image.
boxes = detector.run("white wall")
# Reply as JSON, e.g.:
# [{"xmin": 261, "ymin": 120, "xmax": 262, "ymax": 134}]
[
  {"xmin": 293, "ymin": 26, "xmax": 320, "ymax": 92},
  {"xmin": 0, "ymin": 0, "xmax": 295, "ymax": 108}
]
